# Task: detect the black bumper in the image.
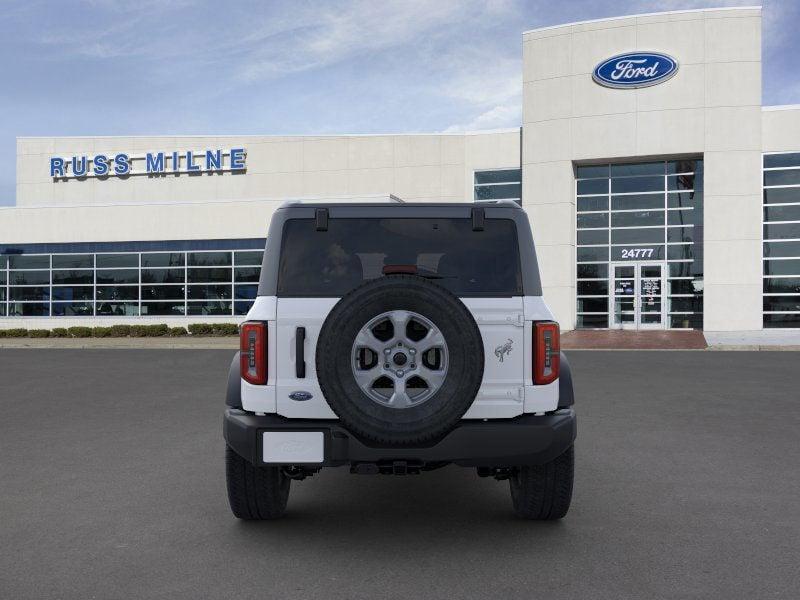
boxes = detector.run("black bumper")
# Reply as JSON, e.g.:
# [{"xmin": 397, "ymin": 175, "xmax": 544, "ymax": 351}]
[{"xmin": 223, "ymin": 408, "xmax": 576, "ymax": 468}]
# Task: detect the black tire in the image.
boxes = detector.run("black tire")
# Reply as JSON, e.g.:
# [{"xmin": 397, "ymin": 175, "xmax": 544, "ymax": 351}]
[
  {"xmin": 509, "ymin": 446, "xmax": 574, "ymax": 520},
  {"xmin": 316, "ymin": 274, "xmax": 484, "ymax": 445},
  {"xmin": 225, "ymin": 446, "xmax": 290, "ymax": 520}
]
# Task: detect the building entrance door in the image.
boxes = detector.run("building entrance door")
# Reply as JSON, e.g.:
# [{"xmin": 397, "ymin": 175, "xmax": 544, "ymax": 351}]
[{"xmin": 610, "ymin": 262, "xmax": 666, "ymax": 330}]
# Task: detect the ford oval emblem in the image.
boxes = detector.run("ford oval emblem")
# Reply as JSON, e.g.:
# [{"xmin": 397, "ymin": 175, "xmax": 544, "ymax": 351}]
[
  {"xmin": 593, "ymin": 52, "xmax": 678, "ymax": 89},
  {"xmin": 289, "ymin": 391, "xmax": 313, "ymax": 402}
]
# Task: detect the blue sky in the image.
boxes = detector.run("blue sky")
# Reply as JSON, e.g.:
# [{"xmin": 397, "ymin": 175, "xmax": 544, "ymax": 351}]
[{"xmin": 1, "ymin": 0, "xmax": 798, "ymax": 206}]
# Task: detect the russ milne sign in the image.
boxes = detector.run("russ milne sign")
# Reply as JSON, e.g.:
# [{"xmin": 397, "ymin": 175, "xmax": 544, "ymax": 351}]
[
  {"xmin": 49, "ymin": 148, "xmax": 246, "ymax": 179},
  {"xmin": 592, "ymin": 52, "xmax": 678, "ymax": 89}
]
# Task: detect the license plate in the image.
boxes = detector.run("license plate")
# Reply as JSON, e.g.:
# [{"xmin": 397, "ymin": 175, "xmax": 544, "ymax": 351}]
[{"xmin": 262, "ymin": 431, "xmax": 324, "ymax": 463}]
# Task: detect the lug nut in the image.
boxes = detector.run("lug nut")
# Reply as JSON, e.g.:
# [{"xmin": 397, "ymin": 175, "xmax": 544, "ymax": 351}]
[
  {"xmin": 384, "ymin": 348, "xmax": 391, "ymax": 354},
  {"xmin": 397, "ymin": 370, "xmax": 404, "ymax": 377},
  {"xmin": 397, "ymin": 341, "xmax": 403, "ymax": 346},
  {"xmin": 409, "ymin": 348, "xmax": 416, "ymax": 355},
  {"xmin": 410, "ymin": 363, "xmax": 416, "ymax": 369},
  {"xmin": 384, "ymin": 363, "xmax": 390, "ymax": 369}
]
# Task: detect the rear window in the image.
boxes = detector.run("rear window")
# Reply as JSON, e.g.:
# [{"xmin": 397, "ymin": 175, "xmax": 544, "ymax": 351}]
[{"xmin": 277, "ymin": 218, "xmax": 522, "ymax": 297}]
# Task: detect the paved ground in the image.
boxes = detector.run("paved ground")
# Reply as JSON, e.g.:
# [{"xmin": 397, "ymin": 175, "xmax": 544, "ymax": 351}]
[
  {"xmin": 1, "ymin": 350, "xmax": 798, "ymax": 600},
  {"xmin": 562, "ymin": 329, "xmax": 708, "ymax": 350}
]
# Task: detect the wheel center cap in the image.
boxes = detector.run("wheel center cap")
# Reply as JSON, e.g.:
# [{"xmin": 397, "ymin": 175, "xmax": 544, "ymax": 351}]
[{"xmin": 392, "ymin": 352, "xmax": 408, "ymax": 366}]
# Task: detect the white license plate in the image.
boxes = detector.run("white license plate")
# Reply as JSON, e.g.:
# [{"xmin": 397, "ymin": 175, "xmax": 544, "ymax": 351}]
[{"xmin": 262, "ymin": 431, "xmax": 324, "ymax": 463}]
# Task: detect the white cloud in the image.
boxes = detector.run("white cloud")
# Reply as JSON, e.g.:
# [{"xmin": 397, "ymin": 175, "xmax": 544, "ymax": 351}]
[{"xmin": 442, "ymin": 103, "xmax": 521, "ymax": 132}]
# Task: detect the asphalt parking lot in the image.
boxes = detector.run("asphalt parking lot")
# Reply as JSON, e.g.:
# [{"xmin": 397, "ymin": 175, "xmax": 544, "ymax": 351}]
[{"xmin": 1, "ymin": 350, "xmax": 798, "ymax": 599}]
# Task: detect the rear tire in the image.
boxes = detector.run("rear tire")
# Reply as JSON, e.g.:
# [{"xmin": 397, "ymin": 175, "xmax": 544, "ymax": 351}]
[
  {"xmin": 225, "ymin": 446, "xmax": 290, "ymax": 520},
  {"xmin": 509, "ymin": 446, "xmax": 574, "ymax": 520}
]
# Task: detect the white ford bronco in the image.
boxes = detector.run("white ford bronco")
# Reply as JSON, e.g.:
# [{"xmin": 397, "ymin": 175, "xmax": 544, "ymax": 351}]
[{"xmin": 224, "ymin": 200, "xmax": 576, "ymax": 519}]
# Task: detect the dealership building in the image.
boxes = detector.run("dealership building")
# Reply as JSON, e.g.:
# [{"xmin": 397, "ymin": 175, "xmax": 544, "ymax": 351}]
[{"xmin": 2, "ymin": 5, "xmax": 799, "ymax": 332}]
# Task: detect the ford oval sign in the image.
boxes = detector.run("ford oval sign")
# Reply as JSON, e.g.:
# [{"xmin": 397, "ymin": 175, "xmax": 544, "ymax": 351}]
[
  {"xmin": 593, "ymin": 52, "xmax": 678, "ymax": 89},
  {"xmin": 288, "ymin": 391, "xmax": 313, "ymax": 402}
]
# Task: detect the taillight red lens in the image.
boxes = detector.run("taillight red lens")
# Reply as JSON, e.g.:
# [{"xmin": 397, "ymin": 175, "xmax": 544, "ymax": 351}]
[
  {"xmin": 240, "ymin": 322, "xmax": 267, "ymax": 385},
  {"xmin": 533, "ymin": 321, "xmax": 560, "ymax": 385}
]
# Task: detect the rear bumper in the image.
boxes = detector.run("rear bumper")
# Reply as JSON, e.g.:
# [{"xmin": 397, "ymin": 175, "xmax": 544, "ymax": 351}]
[{"xmin": 223, "ymin": 408, "xmax": 576, "ymax": 468}]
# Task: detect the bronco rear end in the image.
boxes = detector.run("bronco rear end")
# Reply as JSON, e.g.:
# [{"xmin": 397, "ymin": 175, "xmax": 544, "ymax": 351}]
[{"xmin": 224, "ymin": 200, "xmax": 576, "ymax": 520}]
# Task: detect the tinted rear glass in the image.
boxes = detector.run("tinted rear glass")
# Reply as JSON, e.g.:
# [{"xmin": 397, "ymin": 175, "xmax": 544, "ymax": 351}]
[{"xmin": 277, "ymin": 218, "xmax": 522, "ymax": 297}]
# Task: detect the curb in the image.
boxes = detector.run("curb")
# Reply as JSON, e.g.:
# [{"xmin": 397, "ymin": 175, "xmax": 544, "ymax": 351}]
[{"xmin": 0, "ymin": 338, "xmax": 239, "ymax": 349}]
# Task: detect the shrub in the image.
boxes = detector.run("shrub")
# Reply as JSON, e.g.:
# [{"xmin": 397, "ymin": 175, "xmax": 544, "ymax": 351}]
[
  {"xmin": 51, "ymin": 328, "xmax": 70, "ymax": 338},
  {"xmin": 28, "ymin": 329, "xmax": 51, "ymax": 338},
  {"xmin": 129, "ymin": 325, "xmax": 148, "ymax": 338},
  {"xmin": 67, "ymin": 326, "xmax": 93, "ymax": 338},
  {"xmin": 92, "ymin": 327, "xmax": 113, "ymax": 338},
  {"xmin": 212, "ymin": 323, "xmax": 239, "ymax": 336},
  {"xmin": 145, "ymin": 324, "xmax": 169, "ymax": 337},
  {"xmin": 168, "ymin": 326, "xmax": 188, "ymax": 336},
  {"xmin": 188, "ymin": 323, "xmax": 213, "ymax": 336},
  {"xmin": 109, "ymin": 324, "xmax": 132, "ymax": 337},
  {"xmin": 4, "ymin": 328, "xmax": 29, "ymax": 337}
]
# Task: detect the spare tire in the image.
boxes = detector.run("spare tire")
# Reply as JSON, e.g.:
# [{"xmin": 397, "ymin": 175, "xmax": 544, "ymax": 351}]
[{"xmin": 316, "ymin": 274, "xmax": 484, "ymax": 445}]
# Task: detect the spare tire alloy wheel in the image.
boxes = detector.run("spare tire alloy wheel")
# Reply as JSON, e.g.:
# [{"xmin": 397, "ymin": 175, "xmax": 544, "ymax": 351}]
[
  {"xmin": 316, "ymin": 275, "xmax": 484, "ymax": 445},
  {"xmin": 351, "ymin": 310, "xmax": 448, "ymax": 409}
]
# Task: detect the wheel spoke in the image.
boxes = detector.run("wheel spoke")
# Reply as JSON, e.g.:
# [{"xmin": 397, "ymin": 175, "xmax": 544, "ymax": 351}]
[
  {"xmin": 352, "ymin": 365, "xmax": 381, "ymax": 390},
  {"xmin": 388, "ymin": 310, "xmax": 411, "ymax": 343},
  {"xmin": 354, "ymin": 328, "xmax": 382, "ymax": 354},
  {"xmin": 418, "ymin": 365, "xmax": 446, "ymax": 390},
  {"xmin": 388, "ymin": 378, "xmax": 413, "ymax": 408},
  {"xmin": 418, "ymin": 327, "xmax": 446, "ymax": 354}
]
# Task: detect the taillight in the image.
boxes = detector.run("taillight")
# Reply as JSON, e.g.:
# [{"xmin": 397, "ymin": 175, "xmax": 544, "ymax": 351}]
[
  {"xmin": 533, "ymin": 321, "xmax": 560, "ymax": 385},
  {"xmin": 240, "ymin": 321, "xmax": 267, "ymax": 385}
]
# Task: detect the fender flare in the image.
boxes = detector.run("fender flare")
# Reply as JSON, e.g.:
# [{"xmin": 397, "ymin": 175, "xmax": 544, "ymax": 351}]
[
  {"xmin": 226, "ymin": 352, "xmax": 242, "ymax": 408},
  {"xmin": 558, "ymin": 351, "xmax": 574, "ymax": 408}
]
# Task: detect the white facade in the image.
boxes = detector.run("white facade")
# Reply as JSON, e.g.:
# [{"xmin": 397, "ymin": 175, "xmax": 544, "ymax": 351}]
[{"xmin": 2, "ymin": 6, "xmax": 800, "ymax": 332}]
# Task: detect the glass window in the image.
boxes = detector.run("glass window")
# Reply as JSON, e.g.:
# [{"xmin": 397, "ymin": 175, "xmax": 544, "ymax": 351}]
[
  {"xmin": 577, "ymin": 213, "xmax": 608, "ymax": 229},
  {"xmin": 188, "ymin": 251, "xmax": 232, "ymax": 267},
  {"xmin": 234, "ymin": 301, "xmax": 254, "ymax": 316},
  {"xmin": 764, "ymin": 205, "xmax": 800, "ymax": 223},
  {"xmin": 577, "ymin": 298, "xmax": 608, "ymax": 312},
  {"xmin": 577, "ymin": 263, "xmax": 608, "ymax": 279},
  {"xmin": 764, "ymin": 170, "xmax": 800, "ymax": 187},
  {"xmin": 278, "ymin": 218, "xmax": 523, "ymax": 297},
  {"xmin": 0, "ymin": 271, "xmax": 5, "ymax": 285},
  {"xmin": 670, "ymin": 314, "xmax": 703, "ymax": 329},
  {"xmin": 52, "ymin": 270, "xmax": 93, "ymax": 284},
  {"xmin": 8, "ymin": 302, "xmax": 49, "ymax": 316},
  {"xmin": 141, "ymin": 268, "xmax": 184, "ymax": 284},
  {"xmin": 577, "ymin": 247, "xmax": 609, "ymax": 262},
  {"xmin": 667, "ymin": 245, "xmax": 695, "ymax": 261},
  {"xmin": 611, "ymin": 176, "xmax": 663, "ymax": 194},
  {"xmin": 611, "ymin": 228, "xmax": 665, "ymax": 245},
  {"xmin": 667, "ymin": 227, "xmax": 695, "ymax": 244},
  {"xmin": 669, "ymin": 262, "xmax": 697, "ymax": 277},
  {"xmin": 667, "ymin": 174, "xmax": 699, "ymax": 191},
  {"xmin": 10, "ymin": 287, "xmax": 50, "ymax": 301},
  {"xmin": 764, "ymin": 259, "xmax": 800, "ymax": 276},
  {"xmin": 96, "ymin": 253, "xmax": 138, "ymax": 268},
  {"xmin": 96, "ymin": 286, "xmax": 139, "ymax": 301},
  {"xmin": 96, "ymin": 269, "xmax": 138, "ymax": 284},
  {"xmin": 141, "ymin": 302, "xmax": 185, "ymax": 316},
  {"xmin": 0, "ymin": 255, "xmax": 6, "ymax": 269},
  {"xmin": 187, "ymin": 268, "xmax": 231, "ymax": 283},
  {"xmin": 577, "ymin": 230, "xmax": 608, "ymax": 245},
  {"xmin": 187, "ymin": 301, "xmax": 232, "ymax": 315},
  {"xmin": 763, "ymin": 296, "xmax": 800, "ymax": 312},
  {"xmin": 474, "ymin": 169, "xmax": 521, "ymax": 185},
  {"xmin": 10, "ymin": 270, "xmax": 50, "ymax": 285},
  {"xmin": 763, "ymin": 278, "xmax": 800, "ymax": 294},
  {"xmin": 234, "ymin": 285, "xmax": 258, "ymax": 300},
  {"xmin": 141, "ymin": 253, "xmax": 184, "ymax": 268},
  {"xmin": 52, "ymin": 286, "xmax": 93, "ymax": 301},
  {"xmin": 141, "ymin": 285, "xmax": 185, "ymax": 300},
  {"xmin": 667, "ymin": 160, "xmax": 701, "ymax": 174},
  {"xmin": 9, "ymin": 255, "xmax": 49, "ymax": 269},
  {"xmin": 670, "ymin": 279, "xmax": 702, "ymax": 295},
  {"xmin": 576, "ymin": 165, "xmax": 608, "ymax": 179},
  {"xmin": 234, "ymin": 251, "xmax": 263, "ymax": 266},
  {"xmin": 234, "ymin": 267, "xmax": 260, "ymax": 283},
  {"xmin": 576, "ymin": 314, "xmax": 609, "ymax": 328},
  {"xmin": 668, "ymin": 191, "xmax": 702, "ymax": 209},
  {"xmin": 52, "ymin": 254, "xmax": 93, "ymax": 269},
  {"xmin": 577, "ymin": 281, "xmax": 608, "ymax": 295},
  {"xmin": 764, "ymin": 153, "xmax": 800, "ymax": 168},
  {"xmin": 611, "ymin": 211, "xmax": 664, "ymax": 228},
  {"xmin": 96, "ymin": 302, "xmax": 139, "ymax": 316},
  {"xmin": 763, "ymin": 241, "xmax": 800, "ymax": 258},
  {"xmin": 611, "ymin": 162, "xmax": 663, "ymax": 177},
  {"xmin": 475, "ymin": 183, "xmax": 521, "ymax": 201},
  {"xmin": 576, "ymin": 179, "xmax": 607, "ymax": 195},
  {"xmin": 0, "ymin": 304, "xmax": 5, "ymax": 316},
  {"xmin": 612, "ymin": 194, "xmax": 663, "ymax": 211},
  {"xmin": 0, "ymin": 288, "xmax": 5, "ymax": 302},
  {"xmin": 764, "ymin": 223, "xmax": 800, "ymax": 240},
  {"xmin": 52, "ymin": 302, "xmax": 94, "ymax": 316},
  {"xmin": 763, "ymin": 188, "xmax": 800, "ymax": 204},
  {"xmin": 763, "ymin": 314, "xmax": 800, "ymax": 327},
  {"xmin": 187, "ymin": 284, "xmax": 232, "ymax": 300},
  {"xmin": 667, "ymin": 209, "xmax": 699, "ymax": 226},
  {"xmin": 577, "ymin": 196, "xmax": 608, "ymax": 212}
]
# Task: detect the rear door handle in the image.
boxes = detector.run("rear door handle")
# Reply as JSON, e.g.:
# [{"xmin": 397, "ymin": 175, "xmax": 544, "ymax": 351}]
[{"xmin": 295, "ymin": 327, "xmax": 306, "ymax": 378}]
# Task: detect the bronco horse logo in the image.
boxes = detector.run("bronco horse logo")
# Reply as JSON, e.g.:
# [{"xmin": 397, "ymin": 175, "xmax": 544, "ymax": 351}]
[{"xmin": 494, "ymin": 338, "xmax": 513, "ymax": 362}]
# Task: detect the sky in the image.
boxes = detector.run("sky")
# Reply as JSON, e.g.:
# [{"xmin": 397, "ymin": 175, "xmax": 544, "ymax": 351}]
[{"xmin": 1, "ymin": 0, "xmax": 799, "ymax": 206}]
